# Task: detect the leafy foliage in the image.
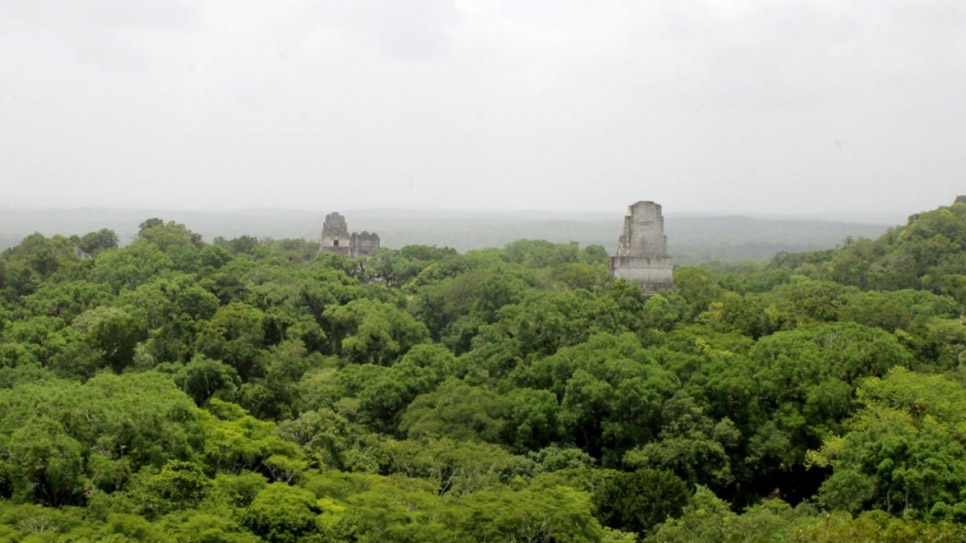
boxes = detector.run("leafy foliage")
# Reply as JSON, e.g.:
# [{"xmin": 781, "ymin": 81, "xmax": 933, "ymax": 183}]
[{"xmin": 2, "ymin": 207, "xmax": 966, "ymax": 540}]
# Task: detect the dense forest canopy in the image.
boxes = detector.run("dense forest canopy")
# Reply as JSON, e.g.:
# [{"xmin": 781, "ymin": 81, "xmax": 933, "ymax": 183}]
[{"xmin": 2, "ymin": 204, "xmax": 966, "ymax": 541}]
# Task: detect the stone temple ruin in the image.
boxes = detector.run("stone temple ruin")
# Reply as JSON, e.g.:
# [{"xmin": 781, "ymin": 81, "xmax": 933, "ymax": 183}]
[
  {"xmin": 609, "ymin": 201, "xmax": 674, "ymax": 293},
  {"xmin": 320, "ymin": 212, "xmax": 380, "ymax": 257}
]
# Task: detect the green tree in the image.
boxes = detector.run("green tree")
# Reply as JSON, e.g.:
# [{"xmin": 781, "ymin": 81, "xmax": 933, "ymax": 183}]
[
  {"xmin": 241, "ymin": 483, "xmax": 320, "ymax": 543},
  {"xmin": 446, "ymin": 485, "xmax": 606, "ymax": 542},
  {"xmin": 76, "ymin": 228, "xmax": 120, "ymax": 256},
  {"xmin": 324, "ymin": 298, "xmax": 430, "ymax": 366},
  {"xmin": 624, "ymin": 391, "xmax": 738, "ymax": 489},
  {"xmin": 176, "ymin": 355, "xmax": 242, "ymax": 406},
  {"xmin": 73, "ymin": 306, "xmax": 145, "ymax": 373},
  {"xmin": 90, "ymin": 241, "xmax": 173, "ymax": 293},
  {"xmin": 810, "ymin": 367, "xmax": 966, "ymax": 517},
  {"xmin": 131, "ymin": 460, "xmax": 211, "ymax": 518},
  {"xmin": 513, "ymin": 332, "xmax": 678, "ymax": 463},
  {"xmin": 593, "ymin": 468, "xmax": 690, "ymax": 537},
  {"xmin": 196, "ymin": 303, "xmax": 267, "ymax": 381},
  {"xmin": 384, "ymin": 437, "xmax": 532, "ymax": 496},
  {"xmin": 401, "ymin": 379, "xmax": 507, "ymax": 443}
]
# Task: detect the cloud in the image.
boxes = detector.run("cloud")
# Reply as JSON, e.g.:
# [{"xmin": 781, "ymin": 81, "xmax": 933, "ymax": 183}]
[
  {"xmin": 1, "ymin": 0, "xmax": 965, "ymax": 217},
  {"xmin": 0, "ymin": 0, "xmax": 200, "ymax": 69}
]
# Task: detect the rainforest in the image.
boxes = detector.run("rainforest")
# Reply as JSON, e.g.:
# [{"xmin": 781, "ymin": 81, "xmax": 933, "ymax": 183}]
[{"xmin": 3, "ymin": 204, "xmax": 966, "ymax": 542}]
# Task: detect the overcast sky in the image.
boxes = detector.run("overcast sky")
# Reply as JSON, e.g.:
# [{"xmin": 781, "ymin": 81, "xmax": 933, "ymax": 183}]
[{"xmin": 1, "ymin": 0, "xmax": 964, "ymax": 219}]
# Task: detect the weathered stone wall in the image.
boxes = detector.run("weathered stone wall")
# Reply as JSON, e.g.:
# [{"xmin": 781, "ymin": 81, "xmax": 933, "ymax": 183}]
[
  {"xmin": 617, "ymin": 201, "xmax": 668, "ymax": 258},
  {"xmin": 611, "ymin": 201, "xmax": 674, "ymax": 293},
  {"xmin": 350, "ymin": 232, "xmax": 380, "ymax": 257},
  {"xmin": 320, "ymin": 212, "xmax": 380, "ymax": 257},
  {"xmin": 320, "ymin": 212, "xmax": 351, "ymax": 256},
  {"xmin": 610, "ymin": 256, "xmax": 674, "ymax": 293}
]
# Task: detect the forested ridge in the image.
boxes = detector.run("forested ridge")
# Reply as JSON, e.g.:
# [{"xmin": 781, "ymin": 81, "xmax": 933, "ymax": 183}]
[
  {"xmin": 0, "ymin": 208, "xmax": 891, "ymax": 264},
  {"xmin": 2, "ymin": 205, "xmax": 966, "ymax": 541}
]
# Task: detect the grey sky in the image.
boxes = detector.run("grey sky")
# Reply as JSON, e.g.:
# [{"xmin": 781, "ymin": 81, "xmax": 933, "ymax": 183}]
[{"xmin": 1, "ymin": 0, "xmax": 964, "ymax": 219}]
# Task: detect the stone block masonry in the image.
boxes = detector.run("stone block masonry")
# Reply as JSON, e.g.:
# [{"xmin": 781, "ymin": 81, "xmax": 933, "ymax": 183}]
[
  {"xmin": 320, "ymin": 212, "xmax": 380, "ymax": 258},
  {"xmin": 609, "ymin": 201, "xmax": 674, "ymax": 293}
]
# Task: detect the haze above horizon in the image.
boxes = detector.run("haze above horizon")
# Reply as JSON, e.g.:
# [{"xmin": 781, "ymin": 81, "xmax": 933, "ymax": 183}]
[
  {"xmin": 0, "ymin": 204, "xmax": 909, "ymax": 225},
  {"xmin": 2, "ymin": 1, "xmax": 963, "ymax": 219}
]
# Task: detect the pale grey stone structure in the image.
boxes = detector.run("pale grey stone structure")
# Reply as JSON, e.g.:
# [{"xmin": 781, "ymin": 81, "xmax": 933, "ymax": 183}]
[
  {"xmin": 609, "ymin": 201, "xmax": 674, "ymax": 293},
  {"xmin": 320, "ymin": 212, "xmax": 380, "ymax": 257}
]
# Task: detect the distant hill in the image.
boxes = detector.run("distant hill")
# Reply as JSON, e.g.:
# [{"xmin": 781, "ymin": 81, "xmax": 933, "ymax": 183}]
[
  {"xmin": 0, "ymin": 208, "xmax": 891, "ymax": 263},
  {"xmin": 768, "ymin": 202, "xmax": 966, "ymax": 300}
]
